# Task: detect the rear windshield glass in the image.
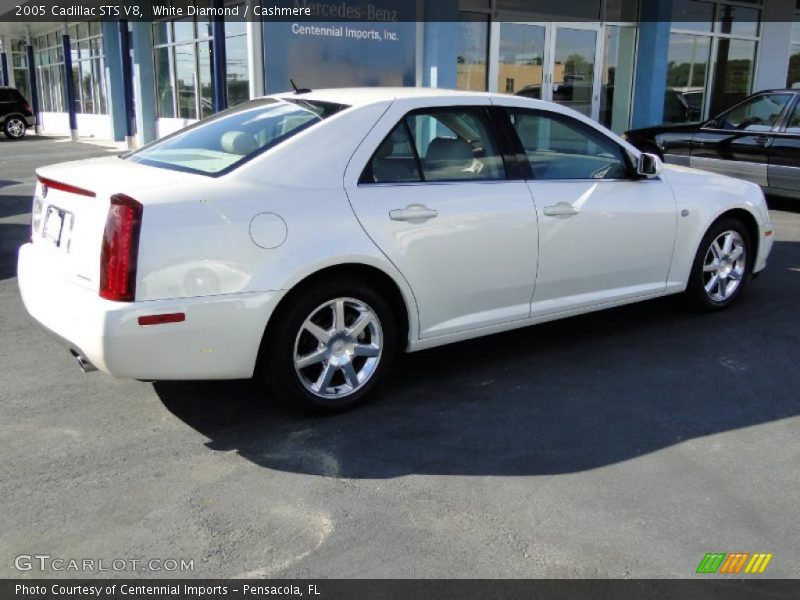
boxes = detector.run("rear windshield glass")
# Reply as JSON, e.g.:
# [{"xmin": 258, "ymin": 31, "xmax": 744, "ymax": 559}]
[{"xmin": 126, "ymin": 98, "xmax": 347, "ymax": 176}]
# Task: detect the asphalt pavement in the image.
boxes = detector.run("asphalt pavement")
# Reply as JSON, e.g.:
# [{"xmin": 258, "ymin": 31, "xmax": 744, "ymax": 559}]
[{"xmin": 1, "ymin": 134, "xmax": 798, "ymax": 578}]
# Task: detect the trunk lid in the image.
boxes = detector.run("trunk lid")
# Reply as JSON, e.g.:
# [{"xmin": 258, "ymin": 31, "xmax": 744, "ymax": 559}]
[{"xmin": 31, "ymin": 156, "xmax": 201, "ymax": 295}]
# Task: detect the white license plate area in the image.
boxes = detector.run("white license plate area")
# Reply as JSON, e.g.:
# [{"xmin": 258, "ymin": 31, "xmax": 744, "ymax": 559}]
[{"xmin": 42, "ymin": 205, "xmax": 72, "ymax": 249}]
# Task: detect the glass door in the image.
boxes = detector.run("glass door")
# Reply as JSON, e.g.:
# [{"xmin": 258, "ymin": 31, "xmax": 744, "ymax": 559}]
[
  {"xmin": 497, "ymin": 22, "xmax": 548, "ymax": 98},
  {"xmin": 495, "ymin": 22, "xmax": 602, "ymax": 120},
  {"xmin": 549, "ymin": 24, "xmax": 600, "ymax": 119}
]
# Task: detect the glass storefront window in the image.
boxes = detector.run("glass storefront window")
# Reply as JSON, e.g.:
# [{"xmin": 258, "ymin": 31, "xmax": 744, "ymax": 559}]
[
  {"xmin": 225, "ymin": 7, "xmax": 250, "ymax": 107},
  {"xmin": 671, "ymin": 0, "xmax": 715, "ymax": 32},
  {"xmin": 717, "ymin": 4, "xmax": 759, "ymax": 37},
  {"xmin": 173, "ymin": 20, "xmax": 196, "ymax": 45},
  {"xmin": 787, "ymin": 21, "xmax": 800, "ymax": 88},
  {"xmin": 174, "ymin": 44, "xmax": 197, "ymax": 119},
  {"xmin": 71, "ymin": 22, "xmax": 108, "ymax": 115},
  {"xmin": 708, "ymin": 38, "xmax": 756, "ymax": 117},
  {"xmin": 665, "ymin": 1, "xmax": 761, "ymax": 124},
  {"xmin": 154, "ymin": 46, "xmax": 175, "ymax": 118},
  {"xmin": 600, "ymin": 25, "xmax": 637, "ymax": 133},
  {"xmin": 197, "ymin": 41, "xmax": 214, "ymax": 119},
  {"xmin": 225, "ymin": 33, "xmax": 249, "ymax": 106},
  {"xmin": 497, "ymin": 23, "xmax": 546, "ymax": 96},
  {"xmin": 153, "ymin": 21, "xmax": 170, "ymax": 46},
  {"xmin": 152, "ymin": 9, "xmax": 230, "ymax": 120},
  {"xmin": 666, "ymin": 33, "xmax": 711, "ymax": 123},
  {"xmin": 10, "ymin": 39, "xmax": 30, "ymax": 102},
  {"xmin": 34, "ymin": 33, "xmax": 65, "ymax": 113},
  {"xmin": 457, "ymin": 12, "xmax": 489, "ymax": 92},
  {"xmin": 552, "ymin": 27, "xmax": 597, "ymax": 118}
]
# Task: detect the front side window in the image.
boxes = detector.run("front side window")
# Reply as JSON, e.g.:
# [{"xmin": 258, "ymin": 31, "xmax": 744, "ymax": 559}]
[
  {"xmin": 507, "ymin": 109, "xmax": 630, "ymax": 180},
  {"xmin": 783, "ymin": 99, "xmax": 800, "ymax": 134},
  {"xmin": 127, "ymin": 98, "xmax": 346, "ymax": 175},
  {"xmin": 362, "ymin": 107, "xmax": 506, "ymax": 184},
  {"xmin": 715, "ymin": 93, "xmax": 792, "ymax": 132}
]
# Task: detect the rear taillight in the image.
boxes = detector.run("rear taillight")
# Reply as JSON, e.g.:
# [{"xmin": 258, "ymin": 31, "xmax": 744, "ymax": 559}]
[
  {"xmin": 100, "ymin": 194, "xmax": 142, "ymax": 302},
  {"xmin": 23, "ymin": 101, "xmax": 32, "ymax": 113}
]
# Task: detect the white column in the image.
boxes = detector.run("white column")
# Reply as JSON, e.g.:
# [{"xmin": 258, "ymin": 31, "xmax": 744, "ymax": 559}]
[
  {"xmin": 246, "ymin": 0, "xmax": 264, "ymax": 98},
  {"xmin": 754, "ymin": 0, "xmax": 795, "ymax": 91}
]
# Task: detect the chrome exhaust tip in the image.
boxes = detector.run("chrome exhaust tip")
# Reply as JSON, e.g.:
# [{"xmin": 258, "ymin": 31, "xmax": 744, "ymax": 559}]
[{"xmin": 70, "ymin": 350, "xmax": 98, "ymax": 373}]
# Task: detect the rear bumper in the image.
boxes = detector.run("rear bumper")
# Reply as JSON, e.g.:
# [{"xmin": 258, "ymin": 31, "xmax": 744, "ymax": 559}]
[
  {"xmin": 18, "ymin": 242, "xmax": 283, "ymax": 380},
  {"xmin": 25, "ymin": 116, "xmax": 35, "ymax": 128}
]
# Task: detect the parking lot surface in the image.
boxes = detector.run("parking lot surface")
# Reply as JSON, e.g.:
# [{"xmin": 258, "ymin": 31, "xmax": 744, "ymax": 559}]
[{"xmin": 1, "ymin": 135, "xmax": 798, "ymax": 578}]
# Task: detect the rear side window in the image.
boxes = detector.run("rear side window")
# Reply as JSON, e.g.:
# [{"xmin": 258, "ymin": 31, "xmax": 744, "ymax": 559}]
[
  {"xmin": 361, "ymin": 107, "xmax": 506, "ymax": 183},
  {"xmin": 0, "ymin": 90, "xmax": 13, "ymax": 102},
  {"xmin": 127, "ymin": 98, "xmax": 347, "ymax": 176}
]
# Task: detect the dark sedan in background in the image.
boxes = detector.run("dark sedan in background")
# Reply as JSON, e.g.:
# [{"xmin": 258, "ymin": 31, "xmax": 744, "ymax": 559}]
[{"xmin": 625, "ymin": 89, "xmax": 800, "ymax": 199}]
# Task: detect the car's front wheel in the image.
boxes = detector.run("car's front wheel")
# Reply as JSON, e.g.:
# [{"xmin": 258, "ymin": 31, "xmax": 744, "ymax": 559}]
[
  {"xmin": 3, "ymin": 117, "xmax": 27, "ymax": 139},
  {"xmin": 261, "ymin": 279, "xmax": 398, "ymax": 413},
  {"xmin": 686, "ymin": 218, "xmax": 752, "ymax": 311}
]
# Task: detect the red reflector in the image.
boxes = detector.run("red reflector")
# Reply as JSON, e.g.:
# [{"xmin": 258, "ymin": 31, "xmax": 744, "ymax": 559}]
[
  {"xmin": 38, "ymin": 176, "xmax": 96, "ymax": 198},
  {"xmin": 138, "ymin": 313, "xmax": 185, "ymax": 326},
  {"xmin": 100, "ymin": 194, "xmax": 143, "ymax": 302},
  {"xmin": 23, "ymin": 101, "xmax": 32, "ymax": 113},
  {"xmin": 765, "ymin": 230, "xmax": 774, "ymax": 237}
]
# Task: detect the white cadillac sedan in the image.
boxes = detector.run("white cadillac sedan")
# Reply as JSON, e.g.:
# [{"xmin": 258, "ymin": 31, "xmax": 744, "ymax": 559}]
[{"xmin": 18, "ymin": 88, "xmax": 774, "ymax": 412}]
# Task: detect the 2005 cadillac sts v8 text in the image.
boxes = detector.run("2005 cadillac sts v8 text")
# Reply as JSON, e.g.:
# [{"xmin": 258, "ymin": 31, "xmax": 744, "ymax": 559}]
[{"xmin": 17, "ymin": 88, "xmax": 774, "ymax": 412}]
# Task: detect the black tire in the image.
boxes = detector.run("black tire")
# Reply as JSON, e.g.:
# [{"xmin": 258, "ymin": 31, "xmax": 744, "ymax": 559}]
[
  {"xmin": 685, "ymin": 217, "xmax": 753, "ymax": 311},
  {"xmin": 3, "ymin": 116, "xmax": 27, "ymax": 139},
  {"xmin": 260, "ymin": 278, "xmax": 398, "ymax": 414}
]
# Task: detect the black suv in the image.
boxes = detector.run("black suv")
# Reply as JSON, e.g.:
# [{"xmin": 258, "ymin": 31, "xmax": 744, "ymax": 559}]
[{"xmin": 0, "ymin": 87, "xmax": 35, "ymax": 140}]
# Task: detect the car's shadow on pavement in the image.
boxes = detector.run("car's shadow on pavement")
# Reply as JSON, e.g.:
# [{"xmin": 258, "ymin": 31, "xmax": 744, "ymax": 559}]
[
  {"xmin": 0, "ymin": 222, "xmax": 30, "ymax": 280},
  {"xmin": 0, "ymin": 193, "xmax": 33, "ymax": 219},
  {"xmin": 156, "ymin": 241, "xmax": 800, "ymax": 479}
]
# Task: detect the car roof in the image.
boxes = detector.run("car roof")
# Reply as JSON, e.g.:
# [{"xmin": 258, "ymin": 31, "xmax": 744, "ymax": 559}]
[{"xmin": 268, "ymin": 86, "xmax": 551, "ymax": 108}]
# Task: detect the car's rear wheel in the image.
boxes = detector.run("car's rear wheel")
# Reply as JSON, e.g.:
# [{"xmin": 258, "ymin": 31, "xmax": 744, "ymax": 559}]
[
  {"xmin": 3, "ymin": 117, "xmax": 27, "ymax": 139},
  {"xmin": 261, "ymin": 279, "xmax": 397, "ymax": 413},
  {"xmin": 686, "ymin": 218, "xmax": 752, "ymax": 311}
]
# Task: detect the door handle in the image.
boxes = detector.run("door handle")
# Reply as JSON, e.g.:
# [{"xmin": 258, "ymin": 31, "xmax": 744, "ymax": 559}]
[
  {"xmin": 543, "ymin": 202, "xmax": 580, "ymax": 217},
  {"xmin": 389, "ymin": 204, "xmax": 439, "ymax": 222}
]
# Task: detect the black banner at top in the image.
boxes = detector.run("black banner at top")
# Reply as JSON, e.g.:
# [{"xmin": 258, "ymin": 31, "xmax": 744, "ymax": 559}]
[{"xmin": 0, "ymin": 0, "xmax": 793, "ymax": 23}]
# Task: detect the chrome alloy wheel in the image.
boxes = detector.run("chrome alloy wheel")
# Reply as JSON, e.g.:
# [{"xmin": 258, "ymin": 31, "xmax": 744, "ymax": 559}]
[
  {"xmin": 702, "ymin": 230, "xmax": 746, "ymax": 302},
  {"xmin": 293, "ymin": 297, "xmax": 383, "ymax": 400},
  {"xmin": 6, "ymin": 118, "xmax": 25, "ymax": 138}
]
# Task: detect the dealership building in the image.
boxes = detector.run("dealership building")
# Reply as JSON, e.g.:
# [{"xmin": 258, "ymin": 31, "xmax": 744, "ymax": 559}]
[{"xmin": 1, "ymin": 0, "xmax": 799, "ymax": 145}]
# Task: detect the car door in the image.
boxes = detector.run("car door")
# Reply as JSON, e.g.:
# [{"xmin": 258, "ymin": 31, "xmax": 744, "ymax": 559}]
[
  {"xmin": 767, "ymin": 93, "xmax": 800, "ymax": 196},
  {"xmin": 344, "ymin": 98, "xmax": 538, "ymax": 340},
  {"xmin": 690, "ymin": 92, "xmax": 794, "ymax": 186},
  {"xmin": 0, "ymin": 89, "xmax": 13, "ymax": 124},
  {"xmin": 498, "ymin": 104, "xmax": 677, "ymax": 316}
]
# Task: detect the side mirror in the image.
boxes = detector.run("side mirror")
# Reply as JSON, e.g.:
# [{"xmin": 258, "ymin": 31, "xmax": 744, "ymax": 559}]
[{"xmin": 637, "ymin": 153, "xmax": 663, "ymax": 178}]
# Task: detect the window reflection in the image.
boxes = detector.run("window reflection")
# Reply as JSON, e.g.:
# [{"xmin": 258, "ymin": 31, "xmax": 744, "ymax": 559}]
[
  {"xmin": 708, "ymin": 38, "xmax": 756, "ymax": 117},
  {"xmin": 498, "ymin": 23, "xmax": 546, "ymax": 96},
  {"xmin": 665, "ymin": 33, "xmax": 710, "ymax": 123},
  {"xmin": 457, "ymin": 12, "xmax": 489, "ymax": 92}
]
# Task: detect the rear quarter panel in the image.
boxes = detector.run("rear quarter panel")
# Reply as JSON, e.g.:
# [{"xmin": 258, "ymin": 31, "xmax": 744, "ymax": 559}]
[{"xmin": 134, "ymin": 99, "xmax": 421, "ymax": 340}]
